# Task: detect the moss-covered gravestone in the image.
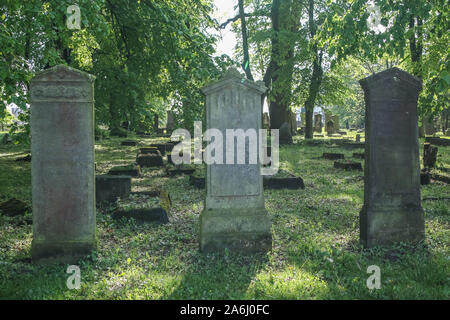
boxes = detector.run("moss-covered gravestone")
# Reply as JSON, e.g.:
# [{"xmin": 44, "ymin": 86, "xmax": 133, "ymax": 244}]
[
  {"xmin": 199, "ymin": 68, "xmax": 272, "ymax": 253},
  {"xmin": 30, "ymin": 65, "xmax": 96, "ymax": 262},
  {"xmin": 359, "ymin": 67, "xmax": 424, "ymax": 247}
]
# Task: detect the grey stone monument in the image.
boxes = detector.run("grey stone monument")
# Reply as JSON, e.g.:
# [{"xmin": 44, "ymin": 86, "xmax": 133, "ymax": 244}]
[
  {"xmin": 359, "ymin": 67, "xmax": 424, "ymax": 247},
  {"xmin": 166, "ymin": 111, "xmax": 175, "ymax": 132},
  {"xmin": 200, "ymin": 68, "xmax": 272, "ymax": 252},
  {"xmin": 314, "ymin": 114, "xmax": 322, "ymax": 133},
  {"xmin": 30, "ymin": 65, "xmax": 96, "ymax": 262}
]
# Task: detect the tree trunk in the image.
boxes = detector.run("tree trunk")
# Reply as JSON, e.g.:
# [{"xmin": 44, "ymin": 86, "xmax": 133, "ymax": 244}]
[
  {"xmin": 238, "ymin": 0, "xmax": 254, "ymax": 81},
  {"xmin": 303, "ymin": 0, "xmax": 323, "ymax": 139}
]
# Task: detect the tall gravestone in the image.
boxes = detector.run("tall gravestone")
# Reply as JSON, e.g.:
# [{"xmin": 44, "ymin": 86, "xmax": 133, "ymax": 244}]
[
  {"xmin": 30, "ymin": 65, "xmax": 96, "ymax": 261},
  {"xmin": 359, "ymin": 67, "xmax": 424, "ymax": 247},
  {"xmin": 166, "ymin": 111, "xmax": 175, "ymax": 132},
  {"xmin": 314, "ymin": 114, "xmax": 322, "ymax": 133},
  {"xmin": 200, "ymin": 68, "xmax": 272, "ymax": 252}
]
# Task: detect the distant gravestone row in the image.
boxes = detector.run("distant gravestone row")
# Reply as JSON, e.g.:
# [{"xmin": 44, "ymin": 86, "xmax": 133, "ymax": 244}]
[{"xmin": 28, "ymin": 65, "xmax": 426, "ymax": 262}]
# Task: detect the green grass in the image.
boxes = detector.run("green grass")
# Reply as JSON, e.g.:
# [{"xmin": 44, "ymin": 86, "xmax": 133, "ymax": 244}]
[{"xmin": 0, "ymin": 132, "xmax": 448, "ymax": 299}]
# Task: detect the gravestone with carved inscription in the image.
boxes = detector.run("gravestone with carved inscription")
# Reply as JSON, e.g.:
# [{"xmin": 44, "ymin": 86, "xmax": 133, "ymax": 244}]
[
  {"xmin": 30, "ymin": 65, "xmax": 96, "ymax": 262},
  {"xmin": 200, "ymin": 68, "xmax": 272, "ymax": 253},
  {"xmin": 359, "ymin": 67, "xmax": 424, "ymax": 247}
]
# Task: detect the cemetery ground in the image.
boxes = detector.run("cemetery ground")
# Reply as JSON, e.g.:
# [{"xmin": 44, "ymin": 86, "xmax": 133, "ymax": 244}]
[{"xmin": 0, "ymin": 131, "xmax": 448, "ymax": 300}]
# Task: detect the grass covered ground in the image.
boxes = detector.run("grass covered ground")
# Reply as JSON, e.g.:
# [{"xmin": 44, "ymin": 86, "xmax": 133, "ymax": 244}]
[{"xmin": 0, "ymin": 131, "xmax": 449, "ymax": 299}]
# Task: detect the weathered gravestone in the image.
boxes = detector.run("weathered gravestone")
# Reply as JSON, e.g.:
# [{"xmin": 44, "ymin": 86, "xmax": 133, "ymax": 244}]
[
  {"xmin": 166, "ymin": 111, "xmax": 175, "ymax": 132},
  {"xmin": 314, "ymin": 114, "xmax": 322, "ymax": 133},
  {"xmin": 262, "ymin": 112, "xmax": 270, "ymax": 130},
  {"xmin": 331, "ymin": 114, "xmax": 340, "ymax": 132},
  {"xmin": 326, "ymin": 120, "xmax": 334, "ymax": 135},
  {"xmin": 30, "ymin": 65, "xmax": 96, "ymax": 261},
  {"xmin": 359, "ymin": 67, "xmax": 424, "ymax": 247},
  {"xmin": 200, "ymin": 68, "xmax": 272, "ymax": 252}
]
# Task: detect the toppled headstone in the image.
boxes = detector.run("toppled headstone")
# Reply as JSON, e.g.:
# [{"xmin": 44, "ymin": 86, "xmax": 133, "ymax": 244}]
[
  {"xmin": 334, "ymin": 160, "xmax": 362, "ymax": 171},
  {"xmin": 113, "ymin": 189, "xmax": 171, "ymax": 224},
  {"xmin": 0, "ymin": 198, "xmax": 30, "ymax": 217},
  {"xmin": 263, "ymin": 170, "xmax": 305, "ymax": 189},
  {"xmin": 423, "ymin": 143, "xmax": 438, "ymax": 168},
  {"xmin": 322, "ymin": 153, "xmax": 344, "ymax": 160},
  {"xmin": 136, "ymin": 153, "xmax": 163, "ymax": 167},
  {"xmin": 121, "ymin": 140, "xmax": 137, "ymax": 146},
  {"xmin": 95, "ymin": 175, "xmax": 131, "ymax": 204},
  {"xmin": 108, "ymin": 164, "xmax": 141, "ymax": 177}
]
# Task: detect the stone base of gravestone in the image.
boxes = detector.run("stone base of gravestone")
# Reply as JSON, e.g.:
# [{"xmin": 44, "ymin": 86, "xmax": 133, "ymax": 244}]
[
  {"xmin": 200, "ymin": 208, "xmax": 272, "ymax": 253},
  {"xmin": 96, "ymin": 175, "xmax": 131, "ymax": 204},
  {"xmin": 136, "ymin": 154, "xmax": 163, "ymax": 167},
  {"xmin": 334, "ymin": 160, "xmax": 362, "ymax": 171},
  {"xmin": 32, "ymin": 241, "xmax": 97, "ymax": 264},
  {"xmin": 323, "ymin": 153, "xmax": 345, "ymax": 160},
  {"xmin": 108, "ymin": 164, "xmax": 141, "ymax": 177}
]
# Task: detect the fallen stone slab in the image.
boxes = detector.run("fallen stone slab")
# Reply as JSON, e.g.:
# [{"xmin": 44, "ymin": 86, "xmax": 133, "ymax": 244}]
[
  {"xmin": 342, "ymin": 142, "xmax": 365, "ymax": 149},
  {"xmin": 0, "ymin": 198, "xmax": 30, "ymax": 217},
  {"xmin": 334, "ymin": 160, "xmax": 363, "ymax": 171},
  {"xmin": 139, "ymin": 147, "xmax": 160, "ymax": 155},
  {"xmin": 167, "ymin": 166, "xmax": 196, "ymax": 176},
  {"xmin": 95, "ymin": 175, "xmax": 131, "ymax": 203},
  {"xmin": 130, "ymin": 190, "xmax": 160, "ymax": 197},
  {"xmin": 113, "ymin": 189, "xmax": 171, "ymax": 224},
  {"xmin": 136, "ymin": 153, "xmax": 164, "ymax": 167},
  {"xmin": 322, "ymin": 152, "xmax": 344, "ymax": 160},
  {"xmin": 263, "ymin": 175, "xmax": 305, "ymax": 189},
  {"xmin": 431, "ymin": 173, "xmax": 450, "ymax": 184},
  {"xmin": 149, "ymin": 142, "xmax": 176, "ymax": 156},
  {"xmin": 113, "ymin": 208, "xmax": 169, "ymax": 224},
  {"xmin": 121, "ymin": 140, "xmax": 137, "ymax": 146},
  {"xmin": 425, "ymin": 137, "xmax": 450, "ymax": 147},
  {"xmin": 108, "ymin": 164, "xmax": 141, "ymax": 177},
  {"xmin": 15, "ymin": 154, "xmax": 31, "ymax": 162}
]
